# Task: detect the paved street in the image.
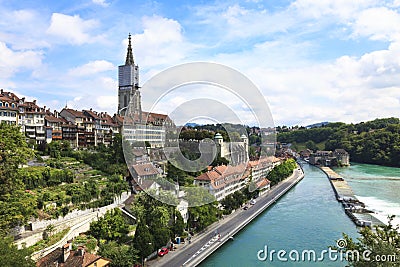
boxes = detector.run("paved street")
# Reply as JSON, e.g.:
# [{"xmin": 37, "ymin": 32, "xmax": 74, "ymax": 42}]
[{"xmin": 147, "ymin": 167, "xmax": 304, "ymax": 267}]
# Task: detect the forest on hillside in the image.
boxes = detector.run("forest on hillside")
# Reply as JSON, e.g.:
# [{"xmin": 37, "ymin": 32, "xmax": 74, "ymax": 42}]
[{"xmin": 278, "ymin": 118, "xmax": 400, "ymax": 167}]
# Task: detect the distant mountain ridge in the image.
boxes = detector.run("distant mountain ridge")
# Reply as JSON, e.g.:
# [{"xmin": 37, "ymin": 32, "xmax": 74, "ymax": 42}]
[{"xmin": 306, "ymin": 121, "xmax": 329, "ymax": 128}]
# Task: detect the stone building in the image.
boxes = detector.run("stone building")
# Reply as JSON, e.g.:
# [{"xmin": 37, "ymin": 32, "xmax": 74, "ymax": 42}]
[
  {"xmin": 309, "ymin": 149, "xmax": 350, "ymax": 166},
  {"xmin": 214, "ymin": 133, "xmax": 248, "ymax": 165}
]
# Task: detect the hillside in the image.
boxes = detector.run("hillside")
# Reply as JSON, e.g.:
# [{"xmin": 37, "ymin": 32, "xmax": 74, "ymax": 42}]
[{"xmin": 278, "ymin": 118, "xmax": 400, "ymax": 167}]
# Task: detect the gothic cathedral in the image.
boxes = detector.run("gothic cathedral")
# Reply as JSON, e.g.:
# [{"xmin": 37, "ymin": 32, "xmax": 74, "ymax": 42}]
[{"xmin": 117, "ymin": 34, "xmax": 142, "ymax": 119}]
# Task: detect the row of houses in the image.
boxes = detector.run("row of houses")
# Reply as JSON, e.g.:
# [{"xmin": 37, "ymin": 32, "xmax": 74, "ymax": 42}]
[
  {"xmin": 0, "ymin": 89, "xmax": 172, "ymax": 148},
  {"xmin": 128, "ymin": 155, "xmax": 283, "ymax": 205},
  {"xmin": 194, "ymin": 156, "xmax": 282, "ymax": 201}
]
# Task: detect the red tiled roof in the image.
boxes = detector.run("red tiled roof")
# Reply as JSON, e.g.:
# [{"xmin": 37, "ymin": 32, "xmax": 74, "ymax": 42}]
[
  {"xmin": 256, "ymin": 178, "xmax": 271, "ymax": 189},
  {"xmin": 36, "ymin": 247, "xmax": 111, "ymax": 267},
  {"xmin": 195, "ymin": 164, "xmax": 249, "ymax": 189},
  {"xmin": 45, "ymin": 115, "xmax": 66, "ymax": 123},
  {"xmin": 63, "ymin": 108, "xmax": 85, "ymax": 118},
  {"xmin": 83, "ymin": 109, "xmax": 101, "ymax": 120},
  {"xmin": 132, "ymin": 163, "xmax": 159, "ymax": 177}
]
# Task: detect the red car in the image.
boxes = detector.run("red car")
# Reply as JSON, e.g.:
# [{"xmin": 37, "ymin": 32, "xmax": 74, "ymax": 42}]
[{"xmin": 158, "ymin": 247, "xmax": 169, "ymax": 257}]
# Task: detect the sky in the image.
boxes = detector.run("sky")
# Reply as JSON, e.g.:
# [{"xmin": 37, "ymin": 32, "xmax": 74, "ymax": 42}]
[{"xmin": 1, "ymin": 0, "xmax": 400, "ymax": 126}]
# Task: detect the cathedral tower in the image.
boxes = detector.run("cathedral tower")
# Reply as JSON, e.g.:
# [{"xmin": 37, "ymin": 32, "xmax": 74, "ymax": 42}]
[{"xmin": 118, "ymin": 34, "xmax": 142, "ymax": 119}]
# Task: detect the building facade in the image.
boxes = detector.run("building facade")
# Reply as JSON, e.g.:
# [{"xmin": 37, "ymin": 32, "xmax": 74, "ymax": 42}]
[
  {"xmin": 0, "ymin": 89, "xmax": 18, "ymax": 125},
  {"xmin": 194, "ymin": 164, "xmax": 250, "ymax": 201}
]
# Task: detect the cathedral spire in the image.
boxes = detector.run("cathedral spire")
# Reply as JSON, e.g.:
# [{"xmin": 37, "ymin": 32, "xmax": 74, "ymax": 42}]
[{"xmin": 125, "ymin": 33, "xmax": 134, "ymax": 65}]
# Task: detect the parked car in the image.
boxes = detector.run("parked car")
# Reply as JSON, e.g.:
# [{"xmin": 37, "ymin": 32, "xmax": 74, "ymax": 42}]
[
  {"xmin": 243, "ymin": 205, "xmax": 249, "ymax": 210},
  {"xmin": 158, "ymin": 247, "xmax": 169, "ymax": 257},
  {"xmin": 250, "ymin": 199, "xmax": 256, "ymax": 205}
]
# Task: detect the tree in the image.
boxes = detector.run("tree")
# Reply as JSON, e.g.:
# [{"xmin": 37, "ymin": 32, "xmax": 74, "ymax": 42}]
[
  {"xmin": 0, "ymin": 123, "xmax": 34, "ymax": 197},
  {"xmin": 44, "ymin": 224, "xmax": 55, "ymax": 240},
  {"xmin": 98, "ymin": 241, "xmax": 139, "ymax": 267},
  {"xmin": 170, "ymin": 210, "xmax": 185, "ymax": 238},
  {"xmin": 152, "ymin": 227, "xmax": 171, "ymax": 250},
  {"xmin": 89, "ymin": 209, "xmax": 129, "ymax": 243},
  {"xmin": 133, "ymin": 219, "xmax": 154, "ymax": 259},
  {"xmin": 0, "ymin": 235, "xmax": 35, "ymax": 267},
  {"xmin": 267, "ymin": 159, "xmax": 297, "ymax": 185},
  {"xmin": 336, "ymin": 216, "xmax": 400, "ymax": 267},
  {"xmin": 305, "ymin": 140, "xmax": 318, "ymax": 152}
]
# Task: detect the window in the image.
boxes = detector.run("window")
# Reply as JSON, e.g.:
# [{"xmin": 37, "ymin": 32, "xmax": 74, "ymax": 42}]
[{"xmin": 124, "ymin": 95, "xmax": 128, "ymax": 107}]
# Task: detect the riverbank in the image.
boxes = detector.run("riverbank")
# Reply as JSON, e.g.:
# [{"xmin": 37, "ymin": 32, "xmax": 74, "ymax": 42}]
[{"xmin": 147, "ymin": 165, "xmax": 305, "ymax": 267}]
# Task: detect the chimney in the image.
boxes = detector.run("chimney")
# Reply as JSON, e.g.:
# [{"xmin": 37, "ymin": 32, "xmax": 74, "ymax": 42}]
[
  {"xmin": 33, "ymin": 100, "xmax": 36, "ymax": 104},
  {"xmin": 77, "ymin": 246, "xmax": 85, "ymax": 257},
  {"xmin": 0, "ymin": 89, "xmax": 3, "ymax": 94},
  {"xmin": 62, "ymin": 243, "xmax": 71, "ymax": 262}
]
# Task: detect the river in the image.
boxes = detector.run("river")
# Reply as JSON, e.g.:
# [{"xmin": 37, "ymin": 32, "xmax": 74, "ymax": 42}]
[{"xmin": 201, "ymin": 162, "xmax": 400, "ymax": 266}]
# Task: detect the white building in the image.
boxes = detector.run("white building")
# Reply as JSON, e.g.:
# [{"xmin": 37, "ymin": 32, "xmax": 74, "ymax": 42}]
[{"xmin": 0, "ymin": 89, "xmax": 18, "ymax": 126}]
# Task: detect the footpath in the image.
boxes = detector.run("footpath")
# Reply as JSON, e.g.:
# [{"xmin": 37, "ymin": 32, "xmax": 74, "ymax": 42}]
[{"xmin": 147, "ymin": 165, "xmax": 305, "ymax": 267}]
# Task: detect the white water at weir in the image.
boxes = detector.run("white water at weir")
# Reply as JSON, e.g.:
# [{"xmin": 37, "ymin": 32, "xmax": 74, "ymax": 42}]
[
  {"xmin": 355, "ymin": 195, "xmax": 400, "ymax": 227},
  {"xmin": 334, "ymin": 163, "xmax": 400, "ymax": 229}
]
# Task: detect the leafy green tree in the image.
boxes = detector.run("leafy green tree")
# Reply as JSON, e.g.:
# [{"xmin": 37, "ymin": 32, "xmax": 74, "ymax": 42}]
[
  {"xmin": 110, "ymin": 133, "xmax": 125, "ymax": 164},
  {"xmin": 305, "ymin": 140, "xmax": 318, "ymax": 152},
  {"xmin": 170, "ymin": 210, "xmax": 185, "ymax": 238},
  {"xmin": 0, "ymin": 123, "xmax": 34, "ymax": 197},
  {"xmin": 267, "ymin": 158, "xmax": 297, "ymax": 185},
  {"xmin": 336, "ymin": 216, "xmax": 400, "ymax": 267},
  {"xmin": 133, "ymin": 219, "xmax": 154, "ymax": 259},
  {"xmin": 152, "ymin": 227, "xmax": 171, "ymax": 250},
  {"xmin": 0, "ymin": 124, "xmax": 37, "ymax": 233},
  {"xmin": 0, "ymin": 235, "xmax": 35, "ymax": 267},
  {"xmin": 98, "ymin": 241, "xmax": 139, "ymax": 267},
  {"xmin": 89, "ymin": 208, "xmax": 129, "ymax": 243}
]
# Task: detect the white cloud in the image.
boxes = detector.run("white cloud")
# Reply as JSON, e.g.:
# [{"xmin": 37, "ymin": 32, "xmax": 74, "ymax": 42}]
[
  {"xmin": 46, "ymin": 13, "xmax": 100, "ymax": 45},
  {"xmin": 0, "ymin": 41, "xmax": 42, "ymax": 79},
  {"xmin": 68, "ymin": 60, "xmax": 115, "ymax": 76},
  {"xmin": 290, "ymin": 0, "xmax": 378, "ymax": 21},
  {"xmin": 132, "ymin": 16, "xmax": 195, "ymax": 68},
  {"xmin": 92, "ymin": 0, "xmax": 109, "ymax": 7},
  {"xmin": 0, "ymin": 8, "xmax": 50, "ymax": 50},
  {"xmin": 351, "ymin": 7, "xmax": 400, "ymax": 41}
]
